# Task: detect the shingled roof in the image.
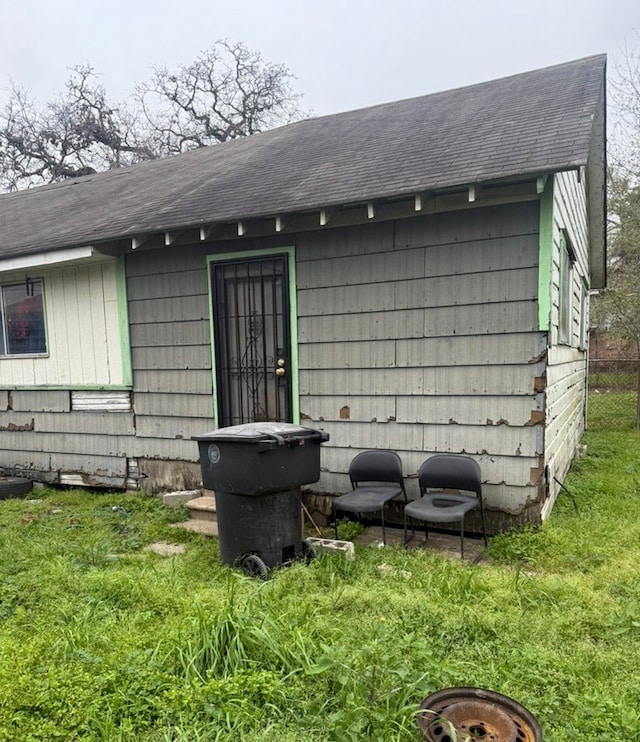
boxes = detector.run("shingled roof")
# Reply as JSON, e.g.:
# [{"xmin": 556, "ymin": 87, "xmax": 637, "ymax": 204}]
[{"xmin": 0, "ymin": 54, "xmax": 606, "ymax": 263}]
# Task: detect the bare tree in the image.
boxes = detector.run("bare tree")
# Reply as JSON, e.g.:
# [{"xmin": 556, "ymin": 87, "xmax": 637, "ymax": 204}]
[
  {"xmin": 591, "ymin": 38, "xmax": 640, "ymax": 424},
  {"xmin": 135, "ymin": 40, "xmax": 305, "ymax": 156},
  {"xmin": 0, "ymin": 41, "xmax": 305, "ymax": 191},
  {"xmin": 0, "ymin": 66, "xmax": 153, "ymax": 191},
  {"xmin": 608, "ymin": 36, "xmax": 640, "ymax": 181}
]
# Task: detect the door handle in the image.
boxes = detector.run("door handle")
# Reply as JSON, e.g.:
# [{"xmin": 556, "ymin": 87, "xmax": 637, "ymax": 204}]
[{"xmin": 275, "ymin": 358, "xmax": 286, "ymax": 377}]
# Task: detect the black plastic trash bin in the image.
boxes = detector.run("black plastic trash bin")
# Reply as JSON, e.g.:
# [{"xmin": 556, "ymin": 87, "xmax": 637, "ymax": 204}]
[{"xmin": 193, "ymin": 423, "xmax": 329, "ymax": 576}]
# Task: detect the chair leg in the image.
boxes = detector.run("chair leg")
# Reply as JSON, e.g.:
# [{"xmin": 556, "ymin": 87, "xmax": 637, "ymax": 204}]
[
  {"xmin": 381, "ymin": 510, "xmax": 386, "ymax": 545},
  {"xmin": 332, "ymin": 504, "xmax": 338, "ymax": 540},
  {"xmin": 460, "ymin": 520, "xmax": 465, "ymax": 559},
  {"xmin": 403, "ymin": 515, "xmax": 417, "ymax": 546}
]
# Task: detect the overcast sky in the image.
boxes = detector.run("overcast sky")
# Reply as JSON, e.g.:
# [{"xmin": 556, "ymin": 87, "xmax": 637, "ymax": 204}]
[{"xmin": 0, "ymin": 0, "xmax": 637, "ymax": 117}]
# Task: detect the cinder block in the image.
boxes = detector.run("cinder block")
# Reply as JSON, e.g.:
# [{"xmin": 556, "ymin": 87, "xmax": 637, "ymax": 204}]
[
  {"xmin": 305, "ymin": 537, "xmax": 355, "ymax": 560},
  {"xmin": 162, "ymin": 490, "xmax": 202, "ymax": 508}
]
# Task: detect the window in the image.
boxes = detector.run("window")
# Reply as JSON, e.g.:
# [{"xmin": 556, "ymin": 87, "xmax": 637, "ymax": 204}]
[
  {"xmin": 559, "ymin": 232, "xmax": 576, "ymax": 346},
  {"xmin": 0, "ymin": 279, "xmax": 47, "ymax": 356},
  {"xmin": 579, "ymin": 281, "xmax": 589, "ymax": 350}
]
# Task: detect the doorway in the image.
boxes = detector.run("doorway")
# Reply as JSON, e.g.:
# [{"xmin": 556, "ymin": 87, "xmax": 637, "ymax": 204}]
[{"xmin": 210, "ymin": 250, "xmax": 297, "ymax": 426}]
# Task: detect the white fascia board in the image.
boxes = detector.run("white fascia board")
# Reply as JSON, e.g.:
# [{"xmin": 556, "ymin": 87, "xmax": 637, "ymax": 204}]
[{"xmin": 0, "ymin": 245, "xmax": 94, "ymax": 273}]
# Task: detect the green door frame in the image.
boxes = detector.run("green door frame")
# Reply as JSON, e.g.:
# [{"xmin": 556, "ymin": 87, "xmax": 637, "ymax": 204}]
[{"xmin": 206, "ymin": 246, "xmax": 299, "ymax": 425}]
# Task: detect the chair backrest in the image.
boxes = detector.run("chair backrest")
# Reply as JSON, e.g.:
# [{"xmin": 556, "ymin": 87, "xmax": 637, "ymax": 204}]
[
  {"xmin": 349, "ymin": 450, "xmax": 405, "ymax": 489},
  {"xmin": 418, "ymin": 454, "xmax": 481, "ymax": 498}
]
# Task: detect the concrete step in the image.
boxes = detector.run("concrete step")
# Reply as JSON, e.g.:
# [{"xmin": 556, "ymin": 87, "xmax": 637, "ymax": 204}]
[
  {"xmin": 185, "ymin": 496, "xmax": 217, "ymax": 521},
  {"xmin": 170, "ymin": 519, "xmax": 218, "ymax": 537}
]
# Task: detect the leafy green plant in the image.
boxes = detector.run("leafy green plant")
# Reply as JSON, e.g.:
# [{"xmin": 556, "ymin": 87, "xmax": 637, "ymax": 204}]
[{"xmin": 334, "ymin": 517, "xmax": 366, "ymax": 541}]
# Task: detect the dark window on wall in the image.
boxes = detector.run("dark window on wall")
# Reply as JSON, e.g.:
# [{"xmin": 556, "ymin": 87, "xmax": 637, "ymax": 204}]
[
  {"xmin": 559, "ymin": 232, "xmax": 576, "ymax": 346},
  {"xmin": 0, "ymin": 279, "xmax": 47, "ymax": 356},
  {"xmin": 579, "ymin": 281, "xmax": 589, "ymax": 350}
]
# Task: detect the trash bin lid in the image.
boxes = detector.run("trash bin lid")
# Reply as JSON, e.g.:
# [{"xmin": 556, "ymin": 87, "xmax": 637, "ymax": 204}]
[{"xmin": 193, "ymin": 422, "xmax": 329, "ymax": 445}]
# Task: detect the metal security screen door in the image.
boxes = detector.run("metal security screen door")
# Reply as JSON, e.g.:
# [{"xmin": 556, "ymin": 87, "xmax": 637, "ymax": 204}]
[{"xmin": 211, "ymin": 254, "xmax": 293, "ymax": 426}]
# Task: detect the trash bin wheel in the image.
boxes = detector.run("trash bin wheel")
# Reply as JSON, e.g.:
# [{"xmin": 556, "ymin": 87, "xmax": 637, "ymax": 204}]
[{"xmin": 240, "ymin": 554, "xmax": 268, "ymax": 580}]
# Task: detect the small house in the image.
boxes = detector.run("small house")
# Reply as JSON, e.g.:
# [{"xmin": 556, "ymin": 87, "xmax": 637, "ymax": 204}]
[{"xmin": 0, "ymin": 55, "xmax": 606, "ymax": 531}]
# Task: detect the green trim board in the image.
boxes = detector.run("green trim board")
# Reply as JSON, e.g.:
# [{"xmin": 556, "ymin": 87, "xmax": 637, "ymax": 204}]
[
  {"xmin": 116, "ymin": 256, "xmax": 133, "ymax": 386},
  {"xmin": 206, "ymin": 246, "xmax": 300, "ymax": 424},
  {"xmin": 538, "ymin": 177, "xmax": 555, "ymax": 331}
]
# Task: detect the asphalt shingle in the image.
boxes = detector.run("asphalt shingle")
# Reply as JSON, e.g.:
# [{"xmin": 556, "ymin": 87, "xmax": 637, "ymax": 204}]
[{"xmin": 0, "ymin": 54, "xmax": 606, "ymax": 258}]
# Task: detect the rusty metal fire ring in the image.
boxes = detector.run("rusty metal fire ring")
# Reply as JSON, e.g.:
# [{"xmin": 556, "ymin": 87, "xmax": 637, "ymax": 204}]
[{"xmin": 418, "ymin": 687, "xmax": 542, "ymax": 741}]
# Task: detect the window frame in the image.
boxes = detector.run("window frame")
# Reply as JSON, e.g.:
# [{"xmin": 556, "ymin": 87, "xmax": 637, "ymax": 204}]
[
  {"xmin": 0, "ymin": 277, "xmax": 48, "ymax": 358},
  {"xmin": 558, "ymin": 231, "xmax": 576, "ymax": 347}
]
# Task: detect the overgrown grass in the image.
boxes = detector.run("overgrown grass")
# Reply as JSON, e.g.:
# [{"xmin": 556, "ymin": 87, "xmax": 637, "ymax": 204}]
[{"xmin": 1, "ymin": 436, "xmax": 640, "ymax": 740}]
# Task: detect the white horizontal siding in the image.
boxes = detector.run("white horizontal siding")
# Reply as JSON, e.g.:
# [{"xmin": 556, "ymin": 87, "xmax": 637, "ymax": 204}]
[{"xmin": 544, "ymin": 174, "xmax": 590, "ymax": 514}]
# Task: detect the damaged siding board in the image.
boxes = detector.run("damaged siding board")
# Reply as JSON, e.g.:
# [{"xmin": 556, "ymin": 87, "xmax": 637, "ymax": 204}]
[
  {"xmin": 53, "ymin": 452, "xmax": 127, "ymax": 478},
  {"xmin": 0, "ymin": 429, "xmax": 130, "ymax": 457},
  {"xmin": 0, "ymin": 414, "xmax": 34, "ymax": 432},
  {"xmin": 0, "ymin": 448, "xmax": 126, "ymax": 483},
  {"xmin": 318, "ymin": 420, "xmax": 538, "ymax": 458},
  {"xmin": 396, "ymin": 395, "xmax": 542, "ymax": 426},
  {"xmin": 123, "ymin": 436, "xmax": 197, "ymax": 461},
  {"xmin": 24, "ymin": 410, "xmax": 135, "ymax": 435},
  {"xmin": 299, "ymin": 395, "xmax": 397, "ymax": 423},
  {"xmin": 554, "ymin": 171, "xmax": 589, "ymax": 276},
  {"xmin": 300, "ymin": 394, "xmax": 542, "ymax": 427},
  {"xmin": 10, "ymin": 390, "xmax": 71, "ymax": 412},
  {"xmin": 71, "ymin": 391, "xmax": 132, "ymax": 412},
  {"xmin": 134, "ymin": 414, "xmax": 214, "ymax": 440}
]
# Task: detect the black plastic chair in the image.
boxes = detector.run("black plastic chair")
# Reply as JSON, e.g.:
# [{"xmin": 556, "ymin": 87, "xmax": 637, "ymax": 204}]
[
  {"xmin": 332, "ymin": 450, "xmax": 406, "ymax": 545},
  {"xmin": 403, "ymin": 454, "xmax": 487, "ymax": 558}
]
